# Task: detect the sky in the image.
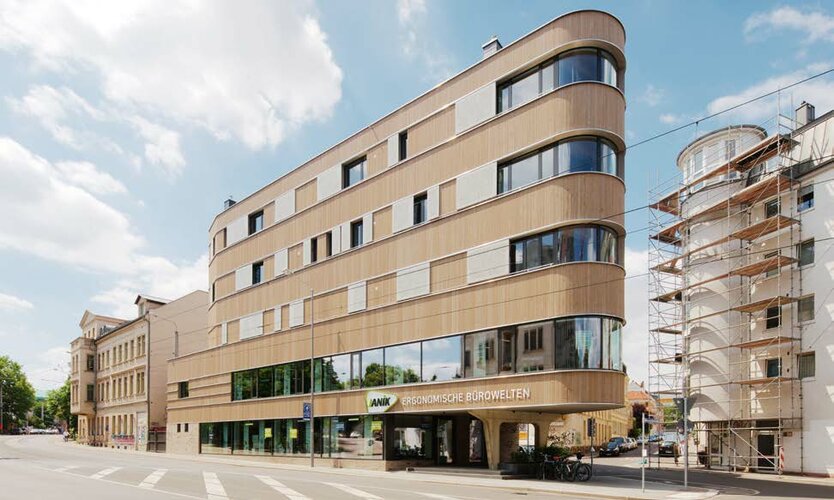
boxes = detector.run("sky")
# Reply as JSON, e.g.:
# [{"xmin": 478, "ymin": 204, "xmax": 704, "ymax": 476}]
[{"xmin": 0, "ymin": 0, "xmax": 833, "ymax": 395}]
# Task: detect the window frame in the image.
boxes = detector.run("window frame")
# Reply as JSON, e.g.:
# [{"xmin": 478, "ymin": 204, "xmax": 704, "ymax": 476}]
[
  {"xmin": 252, "ymin": 261, "xmax": 264, "ymax": 285},
  {"xmin": 413, "ymin": 192, "xmax": 428, "ymax": 225},
  {"xmin": 248, "ymin": 210, "xmax": 264, "ymax": 236},
  {"xmin": 798, "ymin": 352, "xmax": 815, "ymax": 379},
  {"xmin": 765, "ymin": 358, "xmax": 781, "ymax": 378},
  {"xmin": 797, "ymin": 184, "xmax": 814, "ymax": 212},
  {"xmin": 765, "ymin": 306, "xmax": 781, "ymax": 329},
  {"xmin": 497, "ymin": 47, "xmax": 619, "ymax": 113},
  {"xmin": 797, "ymin": 239, "xmax": 814, "ymax": 267},
  {"xmin": 342, "ymin": 157, "xmax": 366, "ymax": 189},
  {"xmin": 398, "ymin": 131, "xmax": 408, "ymax": 161},
  {"xmin": 764, "ymin": 198, "xmax": 780, "ymax": 218},
  {"xmin": 178, "ymin": 381, "xmax": 189, "ymax": 399},
  {"xmin": 310, "ymin": 237, "xmax": 318, "ymax": 264},
  {"xmin": 350, "ymin": 219, "xmax": 364, "ymax": 248},
  {"xmin": 798, "ymin": 295, "xmax": 815, "ymax": 323}
]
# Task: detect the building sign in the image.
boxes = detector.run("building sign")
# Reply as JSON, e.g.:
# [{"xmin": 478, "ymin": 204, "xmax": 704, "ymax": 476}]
[
  {"xmin": 401, "ymin": 387, "xmax": 531, "ymax": 407},
  {"xmin": 366, "ymin": 391, "xmax": 398, "ymax": 414}
]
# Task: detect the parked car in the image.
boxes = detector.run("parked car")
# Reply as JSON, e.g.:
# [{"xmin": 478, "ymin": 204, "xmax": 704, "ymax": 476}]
[
  {"xmin": 599, "ymin": 436, "xmax": 626, "ymax": 457},
  {"xmin": 659, "ymin": 439, "xmax": 680, "ymax": 457}
]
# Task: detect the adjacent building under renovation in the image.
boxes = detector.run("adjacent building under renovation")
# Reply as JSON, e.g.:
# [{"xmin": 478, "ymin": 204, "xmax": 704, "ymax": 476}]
[{"xmin": 649, "ymin": 101, "xmax": 834, "ymax": 476}]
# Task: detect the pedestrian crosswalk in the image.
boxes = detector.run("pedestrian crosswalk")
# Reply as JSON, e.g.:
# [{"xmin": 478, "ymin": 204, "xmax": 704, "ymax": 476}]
[
  {"xmin": 50, "ymin": 464, "xmax": 462, "ymax": 500},
  {"xmin": 138, "ymin": 468, "xmax": 167, "ymax": 489}
]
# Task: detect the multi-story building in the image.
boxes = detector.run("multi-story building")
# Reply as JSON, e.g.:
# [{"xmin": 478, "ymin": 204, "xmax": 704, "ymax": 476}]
[
  {"xmin": 167, "ymin": 9, "xmax": 627, "ymax": 470},
  {"xmin": 649, "ymin": 102, "xmax": 834, "ymax": 475},
  {"xmin": 70, "ymin": 291, "xmax": 208, "ymax": 450}
]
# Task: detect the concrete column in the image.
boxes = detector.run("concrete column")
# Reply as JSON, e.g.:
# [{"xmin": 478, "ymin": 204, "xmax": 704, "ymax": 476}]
[{"xmin": 470, "ymin": 411, "xmax": 503, "ymax": 470}]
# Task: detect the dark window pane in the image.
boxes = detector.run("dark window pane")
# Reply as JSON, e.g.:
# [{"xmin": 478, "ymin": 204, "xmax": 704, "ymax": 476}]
[
  {"xmin": 558, "ymin": 139, "xmax": 598, "ymax": 173},
  {"xmin": 413, "ymin": 193, "xmax": 428, "ymax": 225},
  {"xmin": 248, "ymin": 211, "xmax": 264, "ymax": 235},
  {"xmin": 351, "ymin": 220, "xmax": 364, "ymax": 248},
  {"xmin": 541, "ymin": 232, "xmax": 554, "ymax": 265},
  {"xmin": 525, "ymin": 236, "xmax": 542, "ymax": 269},
  {"xmin": 511, "ymin": 240, "xmax": 525, "ymax": 272},
  {"xmin": 599, "ymin": 140, "xmax": 618, "ymax": 176},
  {"xmin": 343, "ymin": 158, "xmax": 366, "ymax": 188},
  {"xmin": 257, "ymin": 367, "xmax": 273, "ymax": 398},
  {"xmin": 558, "ymin": 49, "xmax": 598, "ymax": 86}
]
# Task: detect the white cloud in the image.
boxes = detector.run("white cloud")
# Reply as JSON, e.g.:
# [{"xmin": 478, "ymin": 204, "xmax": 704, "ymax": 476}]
[
  {"xmin": 745, "ymin": 6, "xmax": 834, "ymax": 43},
  {"xmin": 92, "ymin": 254, "xmax": 208, "ymax": 318},
  {"xmin": 659, "ymin": 113, "xmax": 684, "ymax": 125},
  {"xmin": 54, "ymin": 160, "xmax": 126, "ymax": 195},
  {"xmin": 0, "ymin": 138, "xmax": 207, "ymax": 307},
  {"xmin": 705, "ymin": 63, "xmax": 834, "ymax": 123},
  {"xmin": 622, "ymin": 246, "xmax": 649, "ymax": 385},
  {"xmin": 396, "ymin": 0, "xmax": 454, "ymax": 82},
  {"xmin": 0, "ymin": 0, "xmax": 343, "ymax": 151},
  {"xmin": 639, "ymin": 84, "xmax": 664, "ymax": 107},
  {"xmin": 6, "ymin": 85, "xmax": 123, "ymax": 155},
  {"xmin": 0, "ymin": 292, "xmax": 34, "ymax": 311},
  {"xmin": 128, "ymin": 116, "xmax": 185, "ymax": 178},
  {"xmin": 0, "ymin": 137, "xmax": 144, "ymax": 274},
  {"xmin": 9, "ymin": 84, "xmax": 187, "ymax": 178}
]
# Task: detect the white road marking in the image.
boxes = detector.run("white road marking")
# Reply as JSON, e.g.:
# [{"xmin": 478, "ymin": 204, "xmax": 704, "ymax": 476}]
[
  {"xmin": 256, "ymin": 475, "xmax": 310, "ymax": 500},
  {"xmin": 420, "ymin": 494, "xmax": 460, "ymax": 500},
  {"xmin": 203, "ymin": 471, "xmax": 228, "ymax": 500},
  {"xmin": 55, "ymin": 465, "xmax": 78, "ymax": 473},
  {"xmin": 325, "ymin": 482, "xmax": 383, "ymax": 499},
  {"xmin": 90, "ymin": 466, "xmax": 121, "ymax": 479},
  {"xmin": 139, "ymin": 468, "xmax": 167, "ymax": 489}
]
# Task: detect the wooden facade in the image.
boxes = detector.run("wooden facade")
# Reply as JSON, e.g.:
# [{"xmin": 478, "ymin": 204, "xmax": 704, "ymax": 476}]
[{"xmin": 169, "ymin": 10, "xmax": 628, "ymax": 469}]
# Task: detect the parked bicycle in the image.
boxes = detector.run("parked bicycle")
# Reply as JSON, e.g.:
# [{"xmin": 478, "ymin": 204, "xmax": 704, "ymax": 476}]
[{"xmin": 539, "ymin": 453, "xmax": 592, "ymax": 482}]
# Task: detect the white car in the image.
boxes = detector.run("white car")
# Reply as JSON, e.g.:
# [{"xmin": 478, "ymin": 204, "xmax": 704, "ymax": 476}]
[{"xmin": 625, "ymin": 437, "xmax": 638, "ymax": 450}]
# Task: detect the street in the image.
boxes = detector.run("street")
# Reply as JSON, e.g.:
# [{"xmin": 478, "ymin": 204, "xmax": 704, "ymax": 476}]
[
  {"xmin": 2, "ymin": 436, "xmax": 834, "ymax": 499},
  {"xmin": 0, "ymin": 435, "xmax": 600, "ymax": 500},
  {"xmin": 591, "ymin": 444, "xmax": 834, "ymax": 499}
]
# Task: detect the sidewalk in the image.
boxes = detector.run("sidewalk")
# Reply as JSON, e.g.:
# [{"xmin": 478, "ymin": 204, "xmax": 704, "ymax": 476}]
[
  {"xmin": 62, "ymin": 440, "xmax": 718, "ymax": 499},
  {"xmin": 649, "ymin": 460, "xmax": 834, "ymax": 487}
]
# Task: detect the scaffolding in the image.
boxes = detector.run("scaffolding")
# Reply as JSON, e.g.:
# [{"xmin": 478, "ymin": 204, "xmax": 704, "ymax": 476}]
[{"xmin": 648, "ymin": 107, "xmax": 805, "ymax": 473}]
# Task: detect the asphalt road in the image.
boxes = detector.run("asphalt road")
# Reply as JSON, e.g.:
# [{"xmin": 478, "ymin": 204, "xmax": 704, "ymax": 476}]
[
  {"xmin": 591, "ymin": 444, "xmax": 834, "ymax": 499},
  {"xmin": 0, "ymin": 435, "xmax": 592, "ymax": 500}
]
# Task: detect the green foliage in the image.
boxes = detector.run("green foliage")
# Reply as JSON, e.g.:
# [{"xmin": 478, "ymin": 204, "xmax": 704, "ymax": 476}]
[
  {"xmin": 0, "ymin": 355, "xmax": 36, "ymax": 430},
  {"xmin": 46, "ymin": 379, "xmax": 75, "ymax": 432}
]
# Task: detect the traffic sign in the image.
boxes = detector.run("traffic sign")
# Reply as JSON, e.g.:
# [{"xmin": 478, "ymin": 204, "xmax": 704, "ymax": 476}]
[{"xmin": 302, "ymin": 402, "xmax": 312, "ymax": 420}]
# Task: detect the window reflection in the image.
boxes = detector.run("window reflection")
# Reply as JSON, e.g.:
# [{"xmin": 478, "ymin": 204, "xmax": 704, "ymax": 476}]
[
  {"xmin": 384, "ymin": 343, "xmax": 421, "ymax": 386},
  {"xmin": 422, "ymin": 337, "xmax": 463, "ymax": 382},
  {"xmin": 464, "ymin": 330, "xmax": 498, "ymax": 378},
  {"xmin": 498, "ymin": 137, "xmax": 620, "ymax": 194},
  {"xmin": 511, "ymin": 225, "xmax": 620, "ymax": 273},
  {"xmin": 498, "ymin": 48, "xmax": 619, "ymax": 113}
]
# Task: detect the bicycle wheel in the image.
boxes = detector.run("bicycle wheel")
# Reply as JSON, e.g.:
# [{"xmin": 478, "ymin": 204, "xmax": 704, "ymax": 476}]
[
  {"xmin": 575, "ymin": 463, "xmax": 592, "ymax": 482},
  {"xmin": 564, "ymin": 464, "xmax": 576, "ymax": 482}
]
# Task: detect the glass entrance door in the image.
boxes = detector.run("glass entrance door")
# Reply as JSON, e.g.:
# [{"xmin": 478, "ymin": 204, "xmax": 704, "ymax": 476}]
[
  {"xmin": 468, "ymin": 418, "xmax": 486, "ymax": 465},
  {"xmin": 437, "ymin": 418, "xmax": 454, "ymax": 465}
]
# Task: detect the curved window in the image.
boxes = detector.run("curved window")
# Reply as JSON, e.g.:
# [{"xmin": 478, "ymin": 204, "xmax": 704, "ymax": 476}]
[
  {"xmin": 511, "ymin": 225, "xmax": 620, "ymax": 272},
  {"xmin": 554, "ymin": 317, "xmax": 623, "ymax": 369},
  {"xmin": 498, "ymin": 48, "xmax": 619, "ymax": 112},
  {"xmin": 498, "ymin": 137, "xmax": 620, "ymax": 193}
]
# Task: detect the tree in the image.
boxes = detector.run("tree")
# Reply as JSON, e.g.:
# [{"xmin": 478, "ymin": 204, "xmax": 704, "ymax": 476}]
[
  {"xmin": 630, "ymin": 402, "xmax": 648, "ymax": 437},
  {"xmin": 0, "ymin": 355, "xmax": 36, "ymax": 432},
  {"xmin": 45, "ymin": 380, "xmax": 74, "ymax": 432}
]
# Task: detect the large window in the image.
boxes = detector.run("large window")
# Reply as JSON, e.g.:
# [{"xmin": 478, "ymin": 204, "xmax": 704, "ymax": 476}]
[
  {"xmin": 797, "ymin": 239, "xmax": 814, "ymax": 267},
  {"xmin": 342, "ymin": 157, "xmax": 366, "ymax": 188},
  {"xmin": 798, "ymin": 352, "xmax": 815, "ymax": 379},
  {"xmin": 178, "ymin": 381, "xmax": 189, "ymax": 399},
  {"xmin": 230, "ymin": 316, "xmax": 623, "ymax": 402},
  {"xmin": 384, "ymin": 343, "xmax": 422, "ymax": 386},
  {"xmin": 798, "ymin": 295, "xmax": 814, "ymax": 323},
  {"xmin": 765, "ymin": 306, "xmax": 781, "ymax": 329},
  {"xmin": 498, "ymin": 48, "xmax": 618, "ymax": 113},
  {"xmin": 511, "ymin": 225, "xmax": 620, "ymax": 272},
  {"xmin": 554, "ymin": 317, "xmax": 623, "ymax": 370},
  {"xmin": 391, "ymin": 415, "xmax": 433, "ymax": 459},
  {"xmin": 320, "ymin": 415, "xmax": 383, "ymax": 459},
  {"xmin": 498, "ymin": 137, "xmax": 619, "ymax": 193},
  {"xmin": 464, "ymin": 330, "xmax": 498, "ymax": 378},
  {"xmin": 422, "ymin": 336, "xmax": 462, "ymax": 382}
]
